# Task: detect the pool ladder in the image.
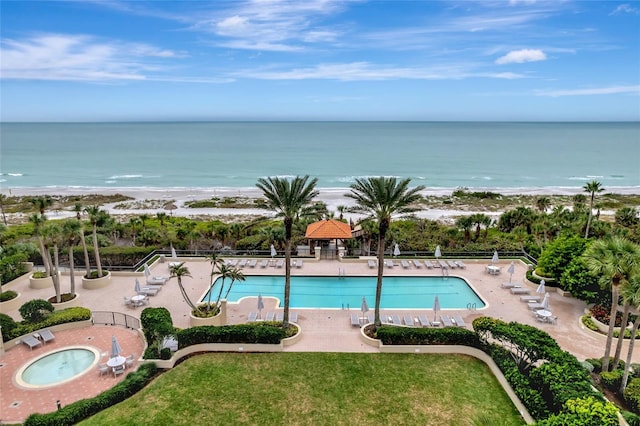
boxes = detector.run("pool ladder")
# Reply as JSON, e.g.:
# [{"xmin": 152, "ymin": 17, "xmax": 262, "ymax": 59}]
[
  {"xmin": 441, "ymin": 267, "xmax": 449, "ymax": 277},
  {"xmin": 338, "ymin": 268, "xmax": 346, "ymax": 279},
  {"xmin": 467, "ymin": 302, "xmax": 477, "ymax": 311}
]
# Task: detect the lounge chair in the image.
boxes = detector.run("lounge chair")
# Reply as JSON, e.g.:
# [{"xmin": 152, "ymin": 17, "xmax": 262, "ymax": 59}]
[
  {"xmin": 384, "ymin": 260, "xmax": 394, "ymax": 268},
  {"xmin": 367, "ymin": 259, "xmax": 377, "ymax": 268},
  {"xmin": 265, "ymin": 311, "xmax": 275, "ymax": 321},
  {"xmin": 138, "ymin": 287, "xmax": 159, "ymax": 296},
  {"xmin": 418, "ymin": 315, "xmax": 431, "ymax": 327},
  {"xmin": 275, "ymin": 259, "xmax": 284, "ymax": 268},
  {"xmin": 446, "ymin": 260, "xmax": 458, "ymax": 269},
  {"xmin": 124, "ymin": 296, "xmax": 134, "ymax": 307},
  {"xmin": 412, "ymin": 260, "xmax": 422, "ymax": 268},
  {"xmin": 528, "ymin": 302, "xmax": 544, "ymax": 310},
  {"xmin": 125, "ymin": 354, "xmax": 135, "ymax": 369},
  {"xmin": 501, "ymin": 282, "xmax": 520, "ymax": 289},
  {"xmin": 403, "ymin": 315, "xmax": 415, "ymax": 326},
  {"xmin": 112, "ymin": 364, "xmax": 126, "ymax": 377},
  {"xmin": 238, "ymin": 259, "xmax": 248, "ymax": 268},
  {"xmin": 146, "ymin": 276, "xmax": 168, "ymax": 285},
  {"xmin": 431, "ymin": 260, "xmax": 441, "ymax": 268},
  {"xmin": 296, "ymin": 259, "xmax": 303, "ymax": 268},
  {"xmin": 368, "ymin": 313, "xmax": 375, "ymax": 324},
  {"xmin": 455, "ymin": 260, "xmax": 466, "ymax": 268},
  {"xmin": 511, "ymin": 287, "xmax": 531, "ymax": 295},
  {"xmin": 424, "ymin": 260, "xmax": 434, "ymax": 269},
  {"xmin": 351, "ymin": 313, "xmax": 361, "ymax": 327},
  {"xmin": 22, "ymin": 335, "xmax": 42, "ymax": 350},
  {"xmin": 391, "ymin": 314, "xmax": 402, "ymax": 324},
  {"xmin": 226, "ymin": 259, "xmax": 238, "ymax": 266},
  {"xmin": 453, "ymin": 315, "xmax": 466, "ymax": 327},
  {"xmin": 40, "ymin": 329, "xmax": 55, "ymax": 344},
  {"xmin": 290, "ymin": 259, "xmax": 297, "ymax": 267},
  {"xmin": 440, "ymin": 315, "xmax": 454, "ymax": 327},
  {"xmin": 248, "ymin": 312, "xmax": 258, "ymax": 322},
  {"xmin": 248, "ymin": 259, "xmax": 257, "ymax": 268},
  {"xmin": 290, "ymin": 312, "xmax": 298, "ymax": 323},
  {"xmin": 379, "ymin": 314, "xmax": 390, "ymax": 324},
  {"xmin": 98, "ymin": 363, "xmax": 109, "ymax": 376},
  {"xmin": 259, "ymin": 259, "xmax": 268, "ymax": 268},
  {"xmin": 438, "ymin": 260, "xmax": 448, "ymax": 269},
  {"xmin": 520, "ymin": 295, "xmax": 540, "ymax": 303},
  {"xmin": 401, "ymin": 260, "xmax": 410, "ymax": 269}
]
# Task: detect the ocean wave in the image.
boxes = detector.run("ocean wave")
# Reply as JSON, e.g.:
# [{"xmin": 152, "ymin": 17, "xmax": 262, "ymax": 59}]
[
  {"xmin": 334, "ymin": 175, "xmax": 402, "ymax": 183},
  {"xmin": 107, "ymin": 174, "xmax": 145, "ymax": 180},
  {"xmin": 0, "ymin": 172, "xmax": 23, "ymax": 177}
]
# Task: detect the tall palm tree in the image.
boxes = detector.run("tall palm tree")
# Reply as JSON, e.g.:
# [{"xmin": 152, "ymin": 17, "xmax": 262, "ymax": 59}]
[
  {"xmin": 0, "ymin": 193, "xmax": 8, "ymax": 225},
  {"xmin": 208, "ymin": 262, "xmax": 231, "ymax": 311},
  {"xmin": 85, "ymin": 205, "xmax": 106, "ymax": 277},
  {"xmin": 582, "ymin": 236, "xmax": 640, "ymax": 372},
  {"xmin": 346, "ymin": 177, "xmax": 424, "ymax": 327},
  {"xmin": 223, "ymin": 267, "xmax": 246, "ymax": 300},
  {"xmin": 30, "ymin": 196, "xmax": 53, "ymax": 216},
  {"xmin": 168, "ymin": 262, "xmax": 196, "ymax": 311},
  {"xmin": 42, "ymin": 221, "xmax": 62, "ymax": 302},
  {"xmin": 620, "ymin": 277, "xmax": 640, "ymax": 392},
  {"xmin": 29, "ymin": 213, "xmax": 51, "ymax": 276},
  {"xmin": 73, "ymin": 203, "xmax": 91, "ymax": 276},
  {"xmin": 256, "ymin": 175, "xmax": 319, "ymax": 327},
  {"xmin": 207, "ymin": 252, "xmax": 225, "ymax": 283},
  {"xmin": 583, "ymin": 180, "xmax": 604, "ymax": 238},
  {"xmin": 535, "ymin": 196, "xmax": 551, "ymax": 213},
  {"xmin": 62, "ymin": 220, "xmax": 81, "ymax": 295}
]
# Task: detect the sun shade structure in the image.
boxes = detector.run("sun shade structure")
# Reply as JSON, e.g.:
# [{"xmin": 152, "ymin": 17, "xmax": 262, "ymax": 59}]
[{"xmin": 305, "ymin": 219, "xmax": 352, "ymax": 240}]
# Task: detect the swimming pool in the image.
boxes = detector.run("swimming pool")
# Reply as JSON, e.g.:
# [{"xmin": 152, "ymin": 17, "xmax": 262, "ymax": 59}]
[
  {"xmin": 203, "ymin": 275, "xmax": 485, "ymax": 309},
  {"xmin": 16, "ymin": 346, "xmax": 99, "ymax": 388}
]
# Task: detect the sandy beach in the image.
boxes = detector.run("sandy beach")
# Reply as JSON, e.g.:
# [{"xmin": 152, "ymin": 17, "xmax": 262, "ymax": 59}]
[{"xmin": 3, "ymin": 186, "xmax": 639, "ymax": 224}]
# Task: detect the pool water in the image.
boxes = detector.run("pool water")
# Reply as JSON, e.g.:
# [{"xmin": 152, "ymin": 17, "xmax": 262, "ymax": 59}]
[
  {"xmin": 204, "ymin": 275, "xmax": 485, "ymax": 309},
  {"xmin": 20, "ymin": 348, "xmax": 97, "ymax": 386}
]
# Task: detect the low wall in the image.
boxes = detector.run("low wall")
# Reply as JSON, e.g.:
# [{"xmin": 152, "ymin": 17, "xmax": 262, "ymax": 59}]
[{"xmin": 0, "ymin": 292, "xmax": 22, "ymax": 313}]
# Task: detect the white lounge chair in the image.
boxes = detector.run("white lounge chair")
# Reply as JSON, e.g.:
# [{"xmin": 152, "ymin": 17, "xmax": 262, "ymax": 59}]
[
  {"xmin": 384, "ymin": 260, "xmax": 394, "ymax": 268},
  {"xmin": 511, "ymin": 287, "xmax": 531, "ymax": 295},
  {"xmin": 247, "ymin": 312, "xmax": 258, "ymax": 322},
  {"xmin": 391, "ymin": 314, "xmax": 402, "ymax": 324},
  {"xmin": 453, "ymin": 315, "xmax": 466, "ymax": 327},
  {"xmin": 367, "ymin": 260, "xmax": 377, "ymax": 268},
  {"xmin": 259, "ymin": 259, "xmax": 268, "ymax": 268},
  {"xmin": 275, "ymin": 259, "xmax": 284, "ymax": 268},
  {"xmin": 447, "ymin": 260, "xmax": 458, "ymax": 269},
  {"xmin": 501, "ymin": 282, "xmax": 520, "ymax": 289},
  {"xmin": 424, "ymin": 260, "xmax": 435, "ymax": 269},
  {"xmin": 138, "ymin": 286, "xmax": 159, "ymax": 296},
  {"xmin": 290, "ymin": 312, "xmax": 299, "ymax": 323},
  {"xmin": 412, "ymin": 260, "xmax": 422, "ymax": 268},
  {"xmin": 296, "ymin": 259, "xmax": 303, "ymax": 268},
  {"xmin": 226, "ymin": 259, "xmax": 238, "ymax": 266},
  {"xmin": 403, "ymin": 315, "xmax": 415, "ymax": 326},
  {"xmin": 528, "ymin": 302, "xmax": 544, "ymax": 310},
  {"xmin": 520, "ymin": 295, "xmax": 540, "ymax": 303},
  {"xmin": 248, "ymin": 259, "xmax": 257, "ymax": 268},
  {"xmin": 438, "ymin": 260, "xmax": 448, "ymax": 269},
  {"xmin": 40, "ymin": 329, "xmax": 55, "ymax": 344},
  {"xmin": 401, "ymin": 260, "xmax": 410, "ymax": 269},
  {"xmin": 455, "ymin": 260, "xmax": 466, "ymax": 268},
  {"xmin": 238, "ymin": 259, "xmax": 248, "ymax": 268},
  {"xmin": 440, "ymin": 315, "xmax": 454, "ymax": 327},
  {"xmin": 351, "ymin": 313, "xmax": 361, "ymax": 327},
  {"xmin": 265, "ymin": 312, "xmax": 275, "ymax": 321},
  {"xmin": 418, "ymin": 315, "xmax": 431, "ymax": 327},
  {"xmin": 22, "ymin": 335, "xmax": 42, "ymax": 350}
]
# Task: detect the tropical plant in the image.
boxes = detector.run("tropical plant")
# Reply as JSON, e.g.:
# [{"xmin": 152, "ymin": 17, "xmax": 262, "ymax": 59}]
[
  {"xmin": 617, "ymin": 207, "xmax": 640, "ymax": 228},
  {"xmin": 256, "ymin": 175, "xmax": 319, "ymax": 327},
  {"xmin": 28, "ymin": 213, "xmax": 51, "ymax": 276},
  {"xmin": 62, "ymin": 220, "xmax": 81, "ymax": 295},
  {"xmin": 85, "ymin": 205, "xmax": 107, "ymax": 278},
  {"xmin": 345, "ymin": 176, "xmax": 424, "ymax": 327},
  {"xmin": 73, "ymin": 203, "xmax": 91, "ymax": 276},
  {"xmin": 168, "ymin": 262, "xmax": 196, "ymax": 311},
  {"xmin": 30, "ymin": 196, "xmax": 53, "ymax": 216},
  {"xmin": 621, "ymin": 277, "xmax": 640, "ymax": 392},
  {"xmin": 583, "ymin": 180, "xmax": 604, "ymax": 238},
  {"xmin": 535, "ymin": 196, "xmax": 551, "ymax": 213},
  {"xmin": 582, "ymin": 236, "xmax": 640, "ymax": 372},
  {"xmin": 0, "ymin": 193, "xmax": 7, "ymax": 226},
  {"xmin": 42, "ymin": 221, "xmax": 62, "ymax": 302}
]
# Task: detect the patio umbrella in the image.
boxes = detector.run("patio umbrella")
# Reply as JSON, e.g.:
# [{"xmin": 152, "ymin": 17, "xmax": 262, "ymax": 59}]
[
  {"xmin": 393, "ymin": 244, "xmax": 400, "ymax": 257},
  {"xmin": 507, "ymin": 261, "xmax": 515, "ymax": 283},
  {"xmin": 171, "ymin": 246, "xmax": 177, "ymax": 259},
  {"xmin": 270, "ymin": 244, "xmax": 277, "ymax": 258},
  {"xmin": 433, "ymin": 295, "xmax": 440, "ymax": 322},
  {"xmin": 536, "ymin": 279, "xmax": 546, "ymax": 294},
  {"xmin": 144, "ymin": 263, "xmax": 152, "ymax": 278},
  {"xmin": 361, "ymin": 296, "xmax": 369, "ymax": 316},
  {"xmin": 135, "ymin": 278, "xmax": 141, "ymax": 294},
  {"xmin": 492, "ymin": 250, "xmax": 499, "ymax": 264},
  {"xmin": 434, "ymin": 245, "xmax": 442, "ymax": 259},
  {"xmin": 541, "ymin": 292, "xmax": 550, "ymax": 310},
  {"xmin": 257, "ymin": 294, "xmax": 264, "ymax": 319},
  {"xmin": 111, "ymin": 336, "xmax": 122, "ymax": 359},
  {"xmin": 163, "ymin": 202, "xmax": 178, "ymax": 216}
]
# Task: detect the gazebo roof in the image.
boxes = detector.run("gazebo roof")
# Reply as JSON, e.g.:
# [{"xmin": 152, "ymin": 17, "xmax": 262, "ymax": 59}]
[{"xmin": 305, "ymin": 219, "xmax": 352, "ymax": 239}]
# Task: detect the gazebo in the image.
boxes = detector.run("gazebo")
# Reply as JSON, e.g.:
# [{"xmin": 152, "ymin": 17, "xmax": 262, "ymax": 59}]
[{"xmin": 305, "ymin": 219, "xmax": 353, "ymax": 260}]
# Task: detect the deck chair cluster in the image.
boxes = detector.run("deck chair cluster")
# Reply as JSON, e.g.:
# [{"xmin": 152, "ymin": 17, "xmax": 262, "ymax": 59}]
[{"xmin": 350, "ymin": 313, "xmax": 467, "ymax": 328}]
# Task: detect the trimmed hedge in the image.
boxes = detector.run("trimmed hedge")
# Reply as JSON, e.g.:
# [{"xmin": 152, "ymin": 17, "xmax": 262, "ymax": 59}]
[
  {"xmin": 375, "ymin": 325, "xmax": 482, "ymax": 347},
  {"xmin": 177, "ymin": 323, "xmax": 287, "ymax": 346},
  {"xmin": 24, "ymin": 363, "xmax": 158, "ymax": 426},
  {"xmin": 5, "ymin": 307, "xmax": 91, "ymax": 341}
]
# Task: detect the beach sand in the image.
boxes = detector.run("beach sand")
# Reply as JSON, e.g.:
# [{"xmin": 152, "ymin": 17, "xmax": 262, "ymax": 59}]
[{"xmin": 3, "ymin": 186, "xmax": 638, "ymax": 224}]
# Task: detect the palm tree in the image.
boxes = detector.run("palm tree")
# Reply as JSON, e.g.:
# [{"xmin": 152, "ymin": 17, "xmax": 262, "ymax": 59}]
[
  {"xmin": 85, "ymin": 205, "xmax": 107, "ymax": 278},
  {"xmin": 456, "ymin": 216, "xmax": 473, "ymax": 243},
  {"xmin": 256, "ymin": 175, "xmax": 319, "ymax": 327},
  {"xmin": 29, "ymin": 213, "xmax": 51, "ymax": 276},
  {"xmin": 207, "ymin": 252, "xmax": 225, "ymax": 283},
  {"xmin": 582, "ymin": 236, "xmax": 640, "ymax": 372},
  {"xmin": 42, "ymin": 221, "xmax": 62, "ymax": 303},
  {"xmin": 61, "ymin": 220, "xmax": 81, "ymax": 295},
  {"xmin": 346, "ymin": 177, "xmax": 424, "ymax": 327},
  {"xmin": 223, "ymin": 267, "xmax": 246, "ymax": 300},
  {"xmin": 168, "ymin": 262, "xmax": 196, "ymax": 311},
  {"xmin": 73, "ymin": 203, "xmax": 91, "ymax": 276},
  {"xmin": 535, "ymin": 196, "xmax": 551, "ymax": 213},
  {"xmin": 30, "ymin": 196, "xmax": 53, "ymax": 216},
  {"xmin": 620, "ymin": 277, "xmax": 640, "ymax": 392},
  {"xmin": 0, "ymin": 193, "xmax": 8, "ymax": 225},
  {"xmin": 583, "ymin": 180, "xmax": 604, "ymax": 238}
]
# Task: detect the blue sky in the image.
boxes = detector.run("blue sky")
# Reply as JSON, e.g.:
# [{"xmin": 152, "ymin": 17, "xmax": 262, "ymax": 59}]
[{"xmin": 1, "ymin": 0, "xmax": 639, "ymax": 121}]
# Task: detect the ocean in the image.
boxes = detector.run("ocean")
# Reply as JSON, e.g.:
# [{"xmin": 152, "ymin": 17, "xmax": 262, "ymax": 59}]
[{"xmin": 1, "ymin": 122, "xmax": 639, "ymax": 192}]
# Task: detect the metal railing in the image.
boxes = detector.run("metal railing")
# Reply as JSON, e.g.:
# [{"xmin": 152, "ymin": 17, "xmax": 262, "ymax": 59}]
[{"xmin": 92, "ymin": 311, "xmax": 140, "ymax": 330}]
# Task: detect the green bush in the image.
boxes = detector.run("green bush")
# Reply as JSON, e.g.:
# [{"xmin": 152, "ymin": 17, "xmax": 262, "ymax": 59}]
[
  {"xmin": 0, "ymin": 290, "xmax": 18, "ymax": 302},
  {"xmin": 601, "ymin": 369, "xmax": 624, "ymax": 391},
  {"xmin": 177, "ymin": 323, "xmax": 287, "ymax": 346},
  {"xmin": 140, "ymin": 307, "xmax": 175, "ymax": 359},
  {"xmin": 19, "ymin": 299, "xmax": 54, "ymax": 322},
  {"xmin": 0, "ymin": 313, "xmax": 17, "ymax": 341},
  {"xmin": 536, "ymin": 396, "xmax": 619, "ymax": 426},
  {"xmin": 625, "ymin": 378, "xmax": 640, "ymax": 414},
  {"xmin": 586, "ymin": 357, "xmax": 602, "ymax": 373},
  {"xmin": 580, "ymin": 361, "xmax": 594, "ymax": 373},
  {"xmin": 0, "ymin": 252, "xmax": 28, "ymax": 284},
  {"xmin": 623, "ymin": 410, "xmax": 640, "ymax": 426},
  {"xmin": 23, "ymin": 363, "xmax": 158, "ymax": 426},
  {"xmin": 375, "ymin": 325, "xmax": 482, "ymax": 347},
  {"xmin": 7, "ymin": 307, "xmax": 91, "ymax": 341}
]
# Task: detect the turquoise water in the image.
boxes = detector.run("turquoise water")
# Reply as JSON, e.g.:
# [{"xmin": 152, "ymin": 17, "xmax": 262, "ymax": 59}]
[
  {"xmin": 1, "ymin": 121, "xmax": 638, "ymax": 190},
  {"xmin": 204, "ymin": 275, "xmax": 485, "ymax": 309},
  {"xmin": 21, "ymin": 349, "xmax": 96, "ymax": 386}
]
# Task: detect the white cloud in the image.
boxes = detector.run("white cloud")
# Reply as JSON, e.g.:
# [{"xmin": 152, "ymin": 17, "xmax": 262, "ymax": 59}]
[
  {"xmin": 536, "ymin": 85, "xmax": 640, "ymax": 97},
  {"xmin": 0, "ymin": 33, "xmax": 190, "ymax": 82},
  {"xmin": 496, "ymin": 49, "xmax": 547, "ymax": 64},
  {"xmin": 610, "ymin": 4, "xmax": 639, "ymax": 15}
]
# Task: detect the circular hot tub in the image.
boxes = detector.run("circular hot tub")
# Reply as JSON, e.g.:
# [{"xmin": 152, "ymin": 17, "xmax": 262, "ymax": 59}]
[{"xmin": 15, "ymin": 346, "xmax": 100, "ymax": 389}]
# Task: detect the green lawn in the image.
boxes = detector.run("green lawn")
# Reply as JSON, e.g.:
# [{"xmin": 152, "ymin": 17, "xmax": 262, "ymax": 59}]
[{"xmin": 81, "ymin": 353, "xmax": 525, "ymax": 426}]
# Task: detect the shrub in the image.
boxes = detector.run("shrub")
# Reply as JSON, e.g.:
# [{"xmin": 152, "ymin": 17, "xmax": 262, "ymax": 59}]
[
  {"xmin": 375, "ymin": 325, "xmax": 482, "ymax": 347},
  {"xmin": 23, "ymin": 363, "xmax": 158, "ymax": 426},
  {"xmin": 0, "ymin": 313, "xmax": 17, "ymax": 341},
  {"xmin": 536, "ymin": 396, "xmax": 619, "ymax": 426},
  {"xmin": 625, "ymin": 378, "xmax": 640, "ymax": 414},
  {"xmin": 177, "ymin": 323, "xmax": 287, "ymax": 346},
  {"xmin": 0, "ymin": 290, "xmax": 18, "ymax": 302},
  {"xmin": 586, "ymin": 357, "xmax": 602, "ymax": 373},
  {"xmin": 140, "ymin": 307, "xmax": 174, "ymax": 359},
  {"xmin": 623, "ymin": 410, "xmax": 640, "ymax": 426},
  {"xmin": 600, "ymin": 369, "xmax": 624, "ymax": 391},
  {"xmin": 581, "ymin": 316, "xmax": 599, "ymax": 332},
  {"xmin": 31, "ymin": 271, "xmax": 48, "ymax": 279},
  {"xmin": 580, "ymin": 361, "xmax": 594, "ymax": 373},
  {"xmin": 7, "ymin": 307, "xmax": 91, "ymax": 340},
  {"xmin": 19, "ymin": 299, "xmax": 54, "ymax": 322}
]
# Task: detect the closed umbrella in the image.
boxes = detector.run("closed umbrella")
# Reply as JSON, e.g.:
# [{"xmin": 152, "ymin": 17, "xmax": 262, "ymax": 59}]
[
  {"xmin": 433, "ymin": 295, "xmax": 440, "ymax": 322},
  {"xmin": 257, "ymin": 294, "xmax": 264, "ymax": 319},
  {"xmin": 361, "ymin": 296, "xmax": 369, "ymax": 316},
  {"xmin": 507, "ymin": 261, "xmax": 515, "ymax": 283},
  {"xmin": 270, "ymin": 244, "xmax": 277, "ymax": 258},
  {"xmin": 492, "ymin": 250, "xmax": 499, "ymax": 264},
  {"xmin": 111, "ymin": 336, "xmax": 122, "ymax": 359},
  {"xmin": 135, "ymin": 278, "xmax": 141, "ymax": 294},
  {"xmin": 171, "ymin": 246, "xmax": 177, "ymax": 259},
  {"xmin": 393, "ymin": 244, "xmax": 400, "ymax": 257},
  {"xmin": 541, "ymin": 292, "xmax": 550, "ymax": 310},
  {"xmin": 144, "ymin": 263, "xmax": 152, "ymax": 278},
  {"xmin": 536, "ymin": 279, "xmax": 546, "ymax": 294},
  {"xmin": 434, "ymin": 246, "xmax": 442, "ymax": 259}
]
